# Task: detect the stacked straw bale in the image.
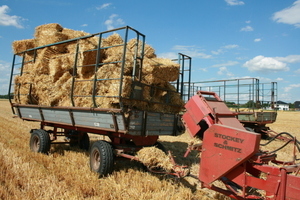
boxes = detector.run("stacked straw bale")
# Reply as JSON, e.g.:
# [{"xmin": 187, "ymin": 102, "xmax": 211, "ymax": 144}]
[{"xmin": 12, "ymin": 23, "xmax": 183, "ymax": 113}]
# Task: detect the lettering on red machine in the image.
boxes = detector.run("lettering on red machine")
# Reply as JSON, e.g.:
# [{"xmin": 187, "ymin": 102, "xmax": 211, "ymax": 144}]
[{"xmin": 213, "ymin": 133, "xmax": 244, "ymax": 153}]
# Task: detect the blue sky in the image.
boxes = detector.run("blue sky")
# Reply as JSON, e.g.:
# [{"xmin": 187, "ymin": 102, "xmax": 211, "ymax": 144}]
[{"xmin": 0, "ymin": 0, "xmax": 300, "ymax": 103}]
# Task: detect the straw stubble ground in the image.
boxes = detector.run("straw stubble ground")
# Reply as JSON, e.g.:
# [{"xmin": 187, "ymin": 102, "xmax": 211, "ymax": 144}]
[{"xmin": 0, "ymin": 99, "xmax": 299, "ymax": 199}]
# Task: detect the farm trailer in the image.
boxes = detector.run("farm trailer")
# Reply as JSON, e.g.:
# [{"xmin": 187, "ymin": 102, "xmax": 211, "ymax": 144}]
[{"xmin": 8, "ymin": 26, "xmax": 190, "ymax": 175}]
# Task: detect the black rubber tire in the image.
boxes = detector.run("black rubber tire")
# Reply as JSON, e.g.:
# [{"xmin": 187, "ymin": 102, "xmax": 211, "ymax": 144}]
[
  {"xmin": 29, "ymin": 129, "xmax": 51, "ymax": 154},
  {"xmin": 90, "ymin": 140, "xmax": 114, "ymax": 176}
]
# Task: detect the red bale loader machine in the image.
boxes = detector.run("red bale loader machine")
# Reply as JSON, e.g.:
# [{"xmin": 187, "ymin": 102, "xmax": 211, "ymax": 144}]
[{"xmin": 182, "ymin": 90, "xmax": 300, "ymax": 200}]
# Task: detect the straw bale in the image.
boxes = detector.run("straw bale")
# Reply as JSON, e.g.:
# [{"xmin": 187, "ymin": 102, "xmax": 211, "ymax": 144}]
[
  {"xmin": 12, "ymin": 39, "xmax": 36, "ymax": 54},
  {"xmin": 12, "ymin": 24, "xmax": 183, "ymax": 113},
  {"xmin": 101, "ymin": 34, "xmax": 135, "ymax": 74},
  {"xmin": 72, "ymin": 81, "xmax": 102, "ymax": 107},
  {"xmin": 14, "ymin": 74, "xmax": 35, "ymax": 104},
  {"xmin": 96, "ymin": 76, "xmax": 132, "ymax": 104},
  {"xmin": 101, "ymin": 34, "xmax": 139, "ymax": 75},
  {"xmin": 56, "ymin": 78, "xmax": 73, "ymax": 107},
  {"xmin": 62, "ymin": 28, "xmax": 100, "ymax": 62},
  {"xmin": 39, "ymin": 75, "xmax": 72, "ymax": 107},
  {"xmin": 73, "ymin": 79, "xmax": 93, "ymax": 96},
  {"xmin": 62, "ymin": 28, "xmax": 90, "ymax": 39},
  {"xmin": 55, "ymin": 72, "xmax": 72, "ymax": 88},
  {"xmin": 77, "ymin": 50, "xmax": 97, "ymax": 79},
  {"xmin": 143, "ymin": 57, "xmax": 179, "ymax": 83},
  {"xmin": 33, "ymin": 74, "xmax": 55, "ymax": 106},
  {"xmin": 165, "ymin": 82, "xmax": 184, "ymax": 105},
  {"xmin": 36, "ymin": 32, "xmax": 68, "ymax": 53},
  {"xmin": 136, "ymin": 147, "xmax": 173, "ymax": 172},
  {"xmin": 108, "ymin": 77, "xmax": 132, "ymax": 99},
  {"xmin": 102, "ymin": 51, "xmax": 134, "ymax": 76},
  {"xmin": 34, "ymin": 23, "xmax": 68, "ymax": 53},
  {"xmin": 147, "ymin": 82, "xmax": 184, "ymax": 113},
  {"xmin": 102, "ymin": 33, "xmax": 124, "ymax": 48},
  {"xmin": 31, "ymin": 48, "xmax": 57, "ymax": 76},
  {"xmin": 34, "ymin": 23, "xmax": 63, "ymax": 38},
  {"xmin": 63, "ymin": 39, "xmax": 101, "ymax": 79},
  {"xmin": 36, "ymin": 31, "xmax": 68, "ymax": 45},
  {"xmin": 142, "ymin": 74, "xmax": 165, "ymax": 85},
  {"xmin": 38, "ymin": 47, "xmax": 60, "ymax": 60},
  {"xmin": 49, "ymin": 56, "xmax": 64, "ymax": 82},
  {"xmin": 127, "ymin": 39, "xmax": 156, "ymax": 58},
  {"xmin": 66, "ymin": 36, "xmax": 98, "ymax": 53},
  {"xmin": 21, "ymin": 62, "xmax": 35, "ymax": 74},
  {"xmin": 73, "ymin": 97, "xmax": 95, "ymax": 108},
  {"xmin": 49, "ymin": 53, "xmax": 75, "ymax": 81}
]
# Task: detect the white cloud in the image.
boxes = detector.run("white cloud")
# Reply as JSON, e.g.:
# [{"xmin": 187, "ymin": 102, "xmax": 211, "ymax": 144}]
[
  {"xmin": 223, "ymin": 44, "xmax": 239, "ymax": 49},
  {"xmin": 217, "ymin": 66, "xmax": 234, "ymax": 76},
  {"xmin": 225, "ymin": 0, "xmax": 244, "ymax": 6},
  {"xmin": 172, "ymin": 45, "xmax": 212, "ymax": 59},
  {"xmin": 104, "ymin": 14, "xmax": 125, "ymax": 30},
  {"xmin": 211, "ymin": 61, "xmax": 239, "ymax": 68},
  {"xmin": 81, "ymin": 24, "xmax": 88, "ymax": 27},
  {"xmin": 295, "ymin": 68, "xmax": 300, "ymax": 73},
  {"xmin": 97, "ymin": 3, "xmax": 112, "ymax": 10},
  {"xmin": 243, "ymin": 55, "xmax": 289, "ymax": 73},
  {"xmin": 284, "ymin": 83, "xmax": 300, "ymax": 92},
  {"xmin": 0, "ymin": 5, "xmax": 24, "ymax": 28},
  {"xmin": 211, "ymin": 50, "xmax": 222, "ymax": 55},
  {"xmin": 0, "ymin": 61, "xmax": 10, "ymax": 94},
  {"xmin": 158, "ymin": 52, "xmax": 178, "ymax": 60},
  {"xmin": 272, "ymin": 0, "xmax": 300, "ymax": 28},
  {"xmin": 276, "ymin": 77, "xmax": 284, "ymax": 81},
  {"xmin": 211, "ymin": 44, "xmax": 239, "ymax": 55},
  {"xmin": 245, "ymin": 20, "xmax": 251, "ymax": 24},
  {"xmin": 240, "ymin": 25, "xmax": 253, "ymax": 32},
  {"xmin": 0, "ymin": 60, "xmax": 9, "ymax": 71},
  {"xmin": 275, "ymin": 55, "xmax": 300, "ymax": 63},
  {"xmin": 254, "ymin": 38, "xmax": 261, "ymax": 42},
  {"xmin": 199, "ymin": 68, "xmax": 208, "ymax": 72}
]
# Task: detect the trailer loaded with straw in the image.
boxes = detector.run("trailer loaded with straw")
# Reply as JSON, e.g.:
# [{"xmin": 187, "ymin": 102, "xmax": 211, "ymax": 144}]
[{"xmin": 9, "ymin": 24, "xmax": 190, "ymax": 174}]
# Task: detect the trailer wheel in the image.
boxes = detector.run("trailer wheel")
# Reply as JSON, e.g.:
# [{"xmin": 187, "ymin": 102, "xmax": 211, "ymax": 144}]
[
  {"xmin": 90, "ymin": 140, "xmax": 114, "ymax": 176},
  {"xmin": 30, "ymin": 129, "xmax": 50, "ymax": 154}
]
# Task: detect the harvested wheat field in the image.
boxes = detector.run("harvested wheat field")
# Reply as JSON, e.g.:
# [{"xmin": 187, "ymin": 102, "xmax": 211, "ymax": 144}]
[{"xmin": 1, "ymin": 99, "xmax": 300, "ymax": 199}]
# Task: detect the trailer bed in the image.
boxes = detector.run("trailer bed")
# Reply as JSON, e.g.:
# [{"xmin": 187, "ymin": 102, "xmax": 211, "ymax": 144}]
[
  {"xmin": 12, "ymin": 103, "xmax": 178, "ymax": 136},
  {"xmin": 237, "ymin": 111, "xmax": 277, "ymax": 124}
]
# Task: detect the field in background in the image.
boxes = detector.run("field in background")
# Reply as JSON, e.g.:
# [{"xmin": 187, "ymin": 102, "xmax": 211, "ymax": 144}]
[{"xmin": 0, "ymin": 100, "xmax": 299, "ymax": 199}]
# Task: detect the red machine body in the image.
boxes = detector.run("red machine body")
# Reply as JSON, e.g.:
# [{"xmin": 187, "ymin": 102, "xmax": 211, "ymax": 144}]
[
  {"xmin": 200, "ymin": 124, "xmax": 260, "ymax": 184},
  {"xmin": 182, "ymin": 91, "xmax": 300, "ymax": 200},
  {"xmin": 183, "ymin": 91, "xmax": 244, "ymax": 138}
]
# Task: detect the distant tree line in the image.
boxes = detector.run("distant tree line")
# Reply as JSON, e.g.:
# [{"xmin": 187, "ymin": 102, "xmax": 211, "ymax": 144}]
[
  {"xmin": 0, "ymin": 94, "xmax": 10, "ymax": 99},
  {"xmin": 225, "ymin": 100, "xmax": 295, "ymax": 109}
]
